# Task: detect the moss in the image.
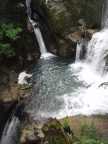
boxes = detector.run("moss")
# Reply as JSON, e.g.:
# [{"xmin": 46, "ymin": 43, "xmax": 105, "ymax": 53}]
[
  {"xmin": 18, "ymin": 84, "xmax": 32, "ymax": 90},
  {"xmin": 47, "ymin": 8, "xmax": 67, "ymax": 36},
  {"xmin": 46, "ymin": 0, "xmax": 103, "ymax": 36},
  {"xmin": 42, "ymin": 119, "xmax": 71, "ymax": 144}
]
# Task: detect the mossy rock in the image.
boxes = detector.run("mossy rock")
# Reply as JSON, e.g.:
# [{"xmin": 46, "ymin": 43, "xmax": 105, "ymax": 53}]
[
  {"xmin": 18, "ymin": 84, "xmax": 32, "ymax": 90},
  {"xmin": 39, "ymin": 0, "xmax": 103, "ymax": 57},
  {"xmin": 46, "ymin": 0, "xmax": 103, "ymax": 36},
  {"xmin": 42, "ymin": 119, "xmax": 71, "ymax": 144}
]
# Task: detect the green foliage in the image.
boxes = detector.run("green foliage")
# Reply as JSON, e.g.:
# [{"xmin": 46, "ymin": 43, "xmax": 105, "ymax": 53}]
[
  {"xmin": 80, "ymin": 123, "xmax": 97, "ymax": 139},
  {"xmin": 77, "ymin": 123, "xmax": 108, "ymax": 144},
  {"xmin": 0, "ymin": 24, "xmax": 22, "ymax": 40},
  {"xmin": 62, "ymin": 117, "xmax": 69, "ymax": 128},
  {"xmin": 62, "ymin": 121, "xmax": 108, "ymax": 144},
  {"xmin": 0, "ymin": 23, "xmax": 22, "ymax": 57}
]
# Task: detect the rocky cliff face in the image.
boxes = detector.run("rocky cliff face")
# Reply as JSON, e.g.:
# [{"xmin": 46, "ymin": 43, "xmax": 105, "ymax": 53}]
[
  {"xmin": 46, "ymin": 0, "xmax": 103, "ymax": 33},
  {"xmin": 0, "ymin": 0, "xmax": 103, "ymax": 60},
  {"xmin": 44, "ymin": 0, "xmax": 103, "ymax": 57},
  {"xmin": 30, "ymin": 0, "xmax": 103, "ymax": 57}
]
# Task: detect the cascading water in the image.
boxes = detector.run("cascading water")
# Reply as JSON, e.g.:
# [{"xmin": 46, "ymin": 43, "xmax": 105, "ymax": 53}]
[
  {"xmin": 26, "ymin": 0, "xmax": 108, "ymax": 119},
  {"xmin": 0, "ymin": 103, "xmax": 24, "ymax": 144},
  {"xmin": 75, "ymin": 42, "xmax": 82, "ymax": 62},
  {"xmin": 29, "ymin": 19, "xmax": 47, "ymax": 54},
  {"xmin": 26, "ymin": 0, "xmax": 54, "ymax": 59},
  {"xmin": 68, "ymin": 0, "xmax": 108, "ymax": 115},
  {"xmin": 102, "ymin": 0, "xmax": 108, "ymax": 28},
  {"xmin": 86, "ymin": 29, "xmax": 108, "ymax": 74},
  {"xmin": 0, "ymin": 116, "xmax": 21, "ymax": 144},
  {"xmin": 75, "ymin": 0, "xmax": 108, "ymax": 76},
  {"xmin": 75, "ymin": 39, "xmax": 88, "ymax": 62}
]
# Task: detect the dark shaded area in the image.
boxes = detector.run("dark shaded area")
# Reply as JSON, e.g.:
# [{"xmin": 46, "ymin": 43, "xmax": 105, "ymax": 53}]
[
  {"xmin": 0, "ymin": 0, "xmax": 40, "ymax": 71},
  {"xmin": 0, "ymin": 101, "xmax": 17, "ymax": 138}
]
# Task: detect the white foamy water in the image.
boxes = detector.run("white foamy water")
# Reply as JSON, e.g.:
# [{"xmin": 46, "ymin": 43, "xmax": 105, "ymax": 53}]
[
  {"xmin": 86, "ymin": 29, "xmax": 108, "ymax": 74},
  {"xmin": 40, "ymin": 52, "xmax": 55, "ymax": 59},
  {"xmin": 75, "ymin": 42, "xmax": 82, "ymax": 62},
  {"xmin": 0, "ymin": 117, "xmax": 20, "ymax": 144},
  {"xmin": 57, "ymin": 68, "xmax": 108, "ymax": 118},
  {"xmin": 60, "ymin": 29, "xmax": 108, "ymax": 118},
  {"xmin": 34, "ymin": 27, "xmax": 47, "ymax": 54},
  {"xmin": 28, "ymin": 18, "xmax": 54, "ymax": 59}
]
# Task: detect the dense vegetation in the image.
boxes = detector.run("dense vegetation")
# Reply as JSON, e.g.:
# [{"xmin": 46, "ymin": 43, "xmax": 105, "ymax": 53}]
[
  {"xmin": 0, "ymin": 23, "xmax": 22, "ymax": 57},
  {"xmin": 62, "ymin": 118, "xmax": 108, "ymax": 144}
]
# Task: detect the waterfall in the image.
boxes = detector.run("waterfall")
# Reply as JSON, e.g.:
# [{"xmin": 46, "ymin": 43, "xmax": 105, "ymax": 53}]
[
  {"xmin": 34, "ymin": 28, "xmax": 47, "ymax": 54},
  {"xmin": 26, "ymin": 0, "xmax": 32, "ymax": 17},
  {"xmin": 0, "ymin": 103, "xmax": 24, "ymax": 144},
  {"xmin": 66, "ymin": 0, "xmax": 108, "ymax": 116},
  {"xmin": 75, "ymin": 0, "xmax": 108, "ymax": 75},
  {"xmin": 29, "ymin": 19, "xmax": 47, "ymax": 55},
  {"xmin": 76, "ymin": 39, "xmax": 88, "ymax": 62},
  {"xmin": 86, "ymin": 29, "xmax": 108, "ymax": 74},
  {"xmin": 26, "ymin": 0, "xmax": 54, "ymax": 59},
  {"xmin": 101, "ymin": 0, "xmax": 108, "ymax": 28},
  {"xmin": 75, "ymin": 42, "xmax": 82, "ymax": 62},
  {"xmin": 0, "ymin": 116, "xmax": 20, "ymax": 144}
]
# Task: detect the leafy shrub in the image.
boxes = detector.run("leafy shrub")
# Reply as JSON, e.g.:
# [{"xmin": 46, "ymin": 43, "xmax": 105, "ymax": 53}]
[
  {"xmin": 0, "ymin": 23, "xmax": 22, "ymax": 57},
  {"xmin": 78, "ymin": 123, "xmax": 107, "ymax": 144},
  {"xmin": 80, "ymin": 123, "xmax": 97, "ymax": 139}
]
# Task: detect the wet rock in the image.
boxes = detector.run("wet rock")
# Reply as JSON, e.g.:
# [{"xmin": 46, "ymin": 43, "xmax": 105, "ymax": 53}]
[
  {"xmin": 67, "ymin": 29, "xmax": 97, "ymax": 43},
  {"xmin": 57, "ymin": 38, "xmax": 76, "ymax": 58},
  {"xmin": 42, "ymin": 119, "xmax": 71, "ymax": 144},
  {"xmin": 20, "ymin": 121, "xmax": 44, "ymax": 144},
  {"xmin": 41, "ymin": 0, "xmax": 102, "ymax": 57},
  {"xmin": 20, "ymin": 118, "xmax": 73, "ymax": 144},
  {"xmin": 0, "ymin": 67, "xmax": 32, "ymax": 103},
  {"xmin": 68, "ymin": 31, "xmax": 82, "ymax": 43}
]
